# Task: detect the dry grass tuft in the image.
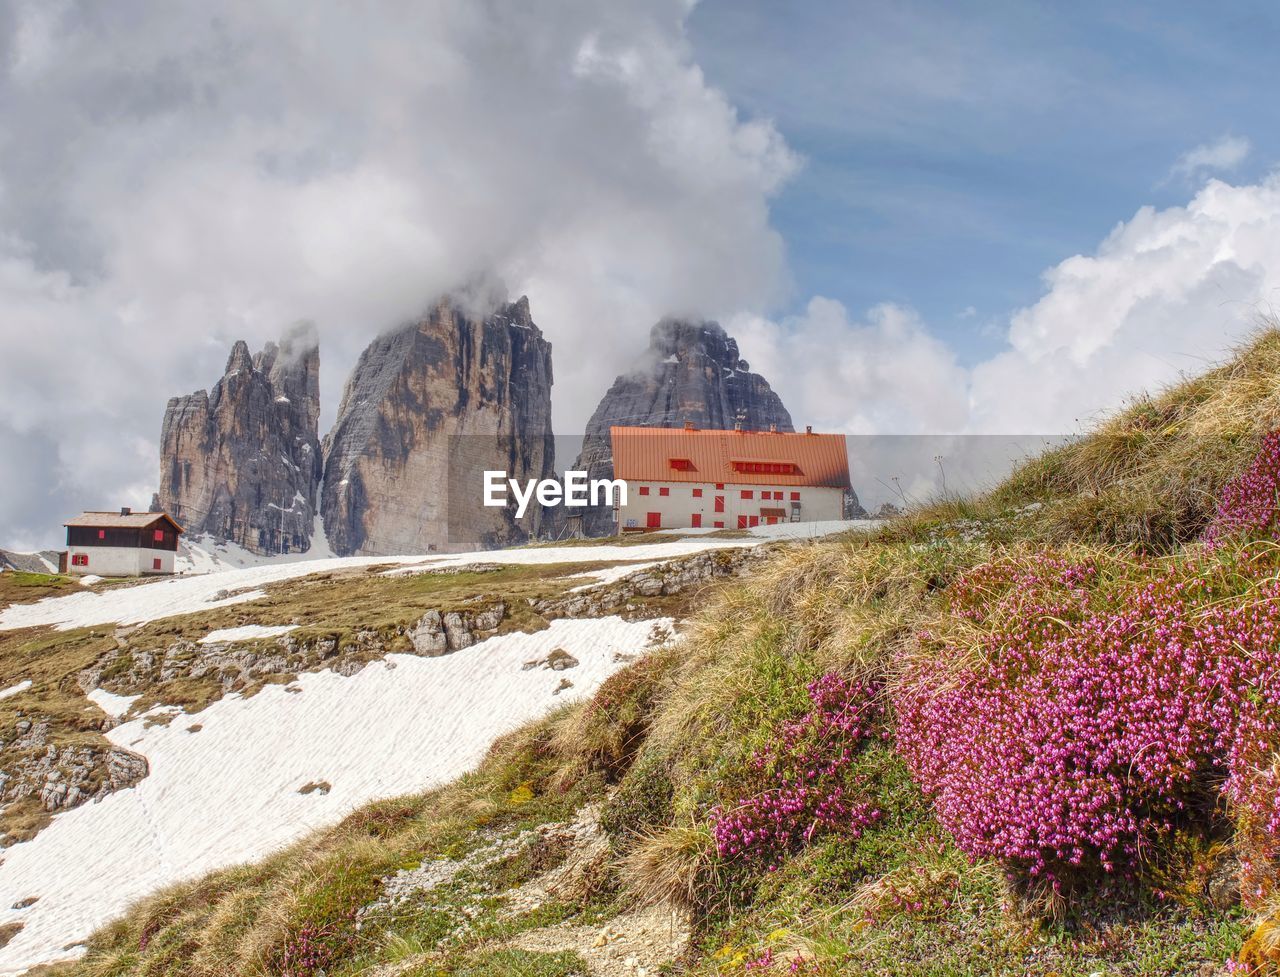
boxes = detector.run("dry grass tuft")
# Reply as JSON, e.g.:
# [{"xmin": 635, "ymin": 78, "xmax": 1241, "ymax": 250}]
[
  {"xmin": 618, "ymin": 820, "xmax": 719, "ymax": 911},
  {"xmin": 991, "ymin": 326, "xmax": 1280, "ymax": 550}
]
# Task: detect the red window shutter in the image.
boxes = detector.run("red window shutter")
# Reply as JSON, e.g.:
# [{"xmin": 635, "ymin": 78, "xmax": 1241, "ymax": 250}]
[
  {"xmin": 749, "ymin": 516, "xmax": 760, "ymax": 528},
  {"xmin": 98, "ymin": 529, "xmax": 105, "ymax": 539},
  {"xmin": 691, "ymin": 513, "xmax": 702, "ymax": 528},
  {"xmin": 659, "ymin": 487, "xmax": 669, "ymax": 497},
  {"xmin": 737, "ymin": 515, "xmax": 748, "ymax": 529},
  {"xmin": 716, "ymin": 483, "xmax": 724, "ymax": 490},
  {"xmin": 153, "ymin": 558, "xmax": 162, "ymax": 570},
  {"xmin": 646, "ymin": 512, "xmax": 662, "ymax": 529},
  {"xmin": 790, "ymin": 491, "xmax": 800, "ymax": 501},
  {"xmin": 154, "ymin": 529, "xmax": 164, "ymax": 542},
  {"xmin": 714, "ymin": 496, "xmax": 724, "ymax": 513},
  {"xmin": 741, "ymin": 490, "xmax": 753, "ymax": 500},
  {"xmin": 639, "ymin": 486, "xmax": 649, "ymax": 496},
  {"xmin": 714, "ymin": 520, "xmax": 725, "ymax": 529},
  {"xmin": 767, "ymin": 517, "xmax": 777, "ymax": 525},
  {"xmin": 692, "ymin": 488, "xmax": 702, "ymax": 498}
]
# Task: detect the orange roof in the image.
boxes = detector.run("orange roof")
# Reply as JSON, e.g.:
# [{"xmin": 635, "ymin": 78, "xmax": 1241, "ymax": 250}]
[
  {"xmin": 610, "ymin": 426, "xmax": 851, "ymax": 488},
  {"xmin": 65, "ymin": 511, "xmax": 184, "ymax": 533}
]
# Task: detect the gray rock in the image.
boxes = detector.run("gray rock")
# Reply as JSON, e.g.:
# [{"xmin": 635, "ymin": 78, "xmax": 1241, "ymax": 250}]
[
  {"xmin": 409, "ymin": 610, "xmax": 448, "ymax": 656},
  {"xmin": 442, "ymin": 612, "xmax": 474, "ymax": 651},
  {"xmin": 158, "ymin": 323, "xmax": 322, "ymax": 555},
  {"xmin": 321, "ymin": 292, "xmax": 555, "ymax": 556},
  {"xmin": 546, "ymin": 649, "xmax": 579, "ymax": 671},
  {"xmin": 472, "ymin": 602, "xmax": 506, "ymax": 631}
]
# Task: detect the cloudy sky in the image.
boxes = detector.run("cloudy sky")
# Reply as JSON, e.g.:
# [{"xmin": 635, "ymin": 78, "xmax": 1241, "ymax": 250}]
[{"xmin": 3, "ymin": 0, "xmax": 1280, "ymax": 547}]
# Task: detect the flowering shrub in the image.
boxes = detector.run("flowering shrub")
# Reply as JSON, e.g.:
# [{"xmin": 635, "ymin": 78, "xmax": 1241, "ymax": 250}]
[
  {"xmin": 274, "ymin": 910, "xmax": 360, "ymax": 976},
  {"xmin": 897, "ymin": 549, "xmax": 1280, "ymax": 898},
  {"xmin": 712, "ymin": 674, "xmax": 883, "ymax": 870},
  {"xmin": 1205, "ymin": 429, "xmax": 1280, "ymax": 546}
]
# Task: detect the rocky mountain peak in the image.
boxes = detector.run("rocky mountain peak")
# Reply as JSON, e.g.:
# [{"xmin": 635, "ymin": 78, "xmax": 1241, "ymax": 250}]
[
  {"xmin": 320, "ymin": 294, "xmax": 555, "ymax": 556},
  {"xmin": 225, "ymin": 340, "xmax": 254, "ymax": 376},
  {"xmin": 158, "ymin": 331, "xmax": 323, "ymax": 554}
]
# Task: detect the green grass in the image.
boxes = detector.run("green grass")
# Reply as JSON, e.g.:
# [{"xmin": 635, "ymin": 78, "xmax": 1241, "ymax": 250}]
[
  {"xmin": 49, "ymin": 333, "xmax": 1280, "ymax": 975},
  {"xmin": 0, "ymin": 570, "xmax": 77, "ymax": 608}
]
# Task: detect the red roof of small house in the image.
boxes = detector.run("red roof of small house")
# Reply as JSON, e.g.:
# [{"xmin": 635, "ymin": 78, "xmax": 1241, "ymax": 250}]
[
  {"xmin": 64, "ymin": 511, "xmax": 184, "ymax": 534},
  {"xmin": 610, "ymin": 426, "xmax": 851, "ymax": 488}
]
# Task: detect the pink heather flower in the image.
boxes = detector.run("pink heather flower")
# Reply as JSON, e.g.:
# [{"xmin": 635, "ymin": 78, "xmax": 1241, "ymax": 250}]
[
  {"xmin": 712, "ymin": 674, "xmax": 883, "ymax": 869},
  {"xmin": 897, "ymin": 548, "xmax": 1280, "ymax": 899},
  {"xmin": 1205, "ymin": 429, "xmax": 1280, "ymax": 547}
]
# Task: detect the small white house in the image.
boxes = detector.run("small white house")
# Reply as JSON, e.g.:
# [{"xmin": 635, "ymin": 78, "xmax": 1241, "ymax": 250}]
[
  {"xmin": 63, "ymin": 509, "xmax": 184, "ymax": 577},
  {"xmin": 611, "ymin": 424, "xmax": 851, "ymax": 532}
]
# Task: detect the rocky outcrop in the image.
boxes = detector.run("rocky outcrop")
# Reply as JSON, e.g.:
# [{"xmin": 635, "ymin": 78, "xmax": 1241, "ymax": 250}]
[
  {"xmin": 158, "ymin": 324, "xmax": 322, "ymax": 554},
  {"xmin": 573, "ymin": 319, "xmax": 794, "ymax": 536},
  {"xmin": 82, "ymin": 601, "xmax": 511, "ymax": 695},
  {"xmin": 321, "ymin": 295, "xmax": 554, "ymax": 556},
  {"xmin": 0, "ymin": 716, "xmax": 148, "ymax": 818},
  {"xmin": 531, "ymin": 545, "xmax": 771, "ymax": 619}
]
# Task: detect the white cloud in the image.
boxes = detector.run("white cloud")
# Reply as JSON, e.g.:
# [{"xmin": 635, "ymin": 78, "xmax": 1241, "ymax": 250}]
[
  {"xmin": 1170, "ymin": 135, "xmax": 1251, "ymax": 180},
  {"xmin": 730, "ymin": 172, "xmax": 1280, "ymax": 508},
  {"xmin": 0, "ymin": 0, "xmax": 797, "ymax": 547}
]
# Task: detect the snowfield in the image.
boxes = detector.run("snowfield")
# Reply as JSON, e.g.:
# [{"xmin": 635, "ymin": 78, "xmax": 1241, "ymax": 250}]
[
  {"xmin": 0, "ymin": 615, "xmax": 668, "ymax": 975},
  {"xmin": 0, "ymin": 680, "xmax": 31, "ymax": 702},
  {"xmin": 0, "ymin": 539, "xmax": 762, "ymax": 633}
]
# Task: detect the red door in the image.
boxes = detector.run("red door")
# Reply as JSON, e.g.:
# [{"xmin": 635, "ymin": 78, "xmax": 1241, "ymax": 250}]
[
  {"xmin": 737, "ymin": 515, "xmax": 748, "ymax": 529},
  {"xmin": 714, "ymin": 495, "xmax": 725, "ymax": 513},
  {"xmin": 691, "ymin": 513, "xmax": 702, "ymax": 528},
  {"xmin": 646, "ymin": 512, "xmax": 661, "ymax": 529},
  {"xmin": 749, "ymin": 516, "xmax": 760, "ymax": 528}
]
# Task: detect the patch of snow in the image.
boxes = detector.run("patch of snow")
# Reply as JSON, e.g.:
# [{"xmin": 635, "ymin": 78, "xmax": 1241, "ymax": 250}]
[
  {"xmin": 0, "ymin": 615, "xmax": 668, "ymax": 974},
  {"xmin": 380, "ymin": 539, "xmax": 755, "ymax": 578},
  {"xmin": 199, "ymin": 624, "xmax": 298, "ymax": 645},
  {"xmin": 86, "ymin": 689, "xmax": 139, "ymax": 720},
  {"xmin": 662, "ymin": 354, "xmax": 679, "ymax": 364},
  {"xmin": 0, "ymin": 680, "xmax": 31, "ymax": 701},
  {"xmin": 567, "ymin": 562, "xmax": 660, "ymax": 592},
  {"xmin": 663, "ymin": 521, "xmax": 880, "ymax": 541},
  {"xmin": 746, "ymin": 519, "xmax": 883, "ymax": 540},
  {"xmin": 77, "ymin": 575, "xmax": 102, "ymax": 586},
  {"xmin": 2, "ymin": 538, "xmax": 757, "ymax": 635}
]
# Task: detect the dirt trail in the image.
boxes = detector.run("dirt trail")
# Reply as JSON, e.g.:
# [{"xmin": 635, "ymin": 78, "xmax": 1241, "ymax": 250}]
[{"xmin": 507, "ymin": 902, "xmax": 690, "ymax": 977}]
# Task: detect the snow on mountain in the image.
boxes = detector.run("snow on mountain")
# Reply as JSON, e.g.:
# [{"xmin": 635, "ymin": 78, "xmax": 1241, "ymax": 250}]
[
  {"xmin": 0, "ymin": 540, "xmax": 758, "ymax": 633},
  {"xmin": 0, "ymin": 615, "xmax": 668, "ymax": 974}
]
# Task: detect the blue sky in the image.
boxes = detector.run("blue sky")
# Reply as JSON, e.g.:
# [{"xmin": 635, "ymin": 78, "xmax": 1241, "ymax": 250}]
[{"xmin": 689, "ymin": 0, "xmax": 1280, "ymax": 364}]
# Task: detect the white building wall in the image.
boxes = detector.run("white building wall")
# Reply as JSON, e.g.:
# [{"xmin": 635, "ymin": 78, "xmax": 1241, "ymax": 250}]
[
  {"xmin": 617, "ymin": 481, "xmax": 844, "ymax": 532},
  {"xmin": 67, "ymin": 546, "xmax": 175, "ymax": 577}
]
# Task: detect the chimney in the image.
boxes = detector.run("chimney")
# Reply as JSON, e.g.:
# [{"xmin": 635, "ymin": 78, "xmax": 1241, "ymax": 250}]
[
  {"xmin": 769, "ymin": 424, "xmax": 777, "ymax": 433},
  {"xmin": 734, "ymin": 421, "xmax": 742, "ymax": 432},
  {"xmin": 683, "ymin": 420, "xmax": 695, "ymax": 431},
  {"xmin": 120, "ymin": 507, "xmax": 132, "ymax": 516},
  {"xmin": 805, "ymin": 425, "xmax": 813, "ymax": 435}
]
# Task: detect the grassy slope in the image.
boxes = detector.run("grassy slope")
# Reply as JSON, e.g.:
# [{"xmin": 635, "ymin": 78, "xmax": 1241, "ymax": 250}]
[{"xmin": 41, "ymin": 331, "xmax": 1280, "ymax": 976}]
